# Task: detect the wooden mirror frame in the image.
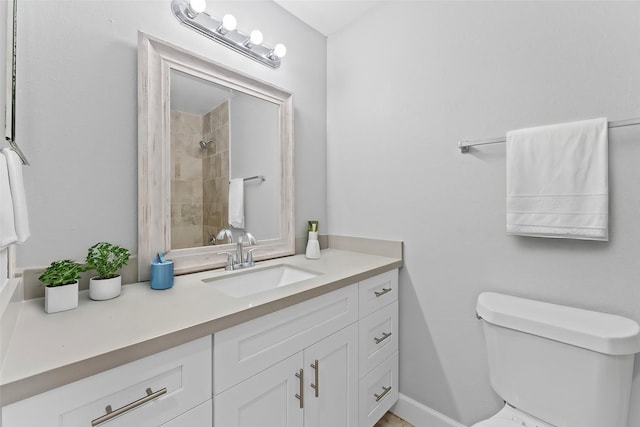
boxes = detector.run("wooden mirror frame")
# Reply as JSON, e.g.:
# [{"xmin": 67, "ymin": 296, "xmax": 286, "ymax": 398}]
[{"xmin": 137, "ymin": 32, "xmax": 294, "ymax": 280}]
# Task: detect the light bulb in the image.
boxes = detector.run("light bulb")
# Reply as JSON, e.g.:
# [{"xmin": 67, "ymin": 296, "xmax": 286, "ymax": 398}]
[
  {"xmin": 272, "ymin": 44, "xmax": 287, "ymax": 58},
  {"xmin": 187, "ymin": 0, "xmax": 206, "ymax": 17},
  {"xmin": 249, "ymin": 30, "xmax": 263, "ymax": 46},
  {"xmin": 217, "ymin": 14, "xmax": 237, "ymax": 34},
  {"xmin": 222, "ymin": 14, "xmax": 237, "ymax": 32}
]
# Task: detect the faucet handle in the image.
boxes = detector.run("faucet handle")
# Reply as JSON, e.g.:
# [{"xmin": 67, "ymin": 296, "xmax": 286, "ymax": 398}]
[
  {"xmin": 216, "ymin": 251, "xmax": 235, "ymax": 270},
  {"xmin": 246, "ymin": 248, "xmax": 258, "ymax": 264}
]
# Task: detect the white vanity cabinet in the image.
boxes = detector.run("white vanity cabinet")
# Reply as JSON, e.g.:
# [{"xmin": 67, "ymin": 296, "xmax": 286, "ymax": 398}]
[
  {"xmin": 213, "ymin": 268, "xmax": 399, "ymax": 427},
  {"xmin": 213, "ymin": 285, "xmax": 359, "ymax": 427},
  {"xmin": 2, "ymin": 337, "xmax": 212, "ymax": 427}
]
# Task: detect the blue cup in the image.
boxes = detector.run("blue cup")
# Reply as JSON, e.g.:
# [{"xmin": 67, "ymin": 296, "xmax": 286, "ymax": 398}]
[{"xmin": 150, "ymin": 256, "xmax": 174, "ymax": 290}]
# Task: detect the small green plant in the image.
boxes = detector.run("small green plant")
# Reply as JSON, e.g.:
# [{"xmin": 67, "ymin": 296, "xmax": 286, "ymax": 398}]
[
  {"xmin": 85, "ymin": 242, "xmax": 131, "ymax": 280},
  {"xmin": 39, "ymin": 260, "xmax": 84, "ymax": 287}
]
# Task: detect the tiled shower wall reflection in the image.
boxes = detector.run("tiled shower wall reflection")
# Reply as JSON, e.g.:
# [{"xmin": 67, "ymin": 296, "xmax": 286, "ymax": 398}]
[
  {"xmin": 170, "ymin": 101, "xmax": 229, "ymax": 249},
  {"xmin": 202, "ymin": 101, "xmax": 230, "ymax": 245}
]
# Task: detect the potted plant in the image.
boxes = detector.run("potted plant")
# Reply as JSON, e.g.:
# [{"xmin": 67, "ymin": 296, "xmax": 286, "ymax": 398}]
[
  {"xmin": 85, "ymin": 242, "xmax": 131, "ymax": 301},
  {"xmin": 38, "ymin": 259, "xmax": 84, "ymax": 313}
]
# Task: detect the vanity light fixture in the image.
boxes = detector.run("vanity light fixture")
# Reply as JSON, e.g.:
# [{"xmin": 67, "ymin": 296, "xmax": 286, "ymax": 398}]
[{"xmin": 171, "ymin": 0, "xmax": 286, "ymax": 69}]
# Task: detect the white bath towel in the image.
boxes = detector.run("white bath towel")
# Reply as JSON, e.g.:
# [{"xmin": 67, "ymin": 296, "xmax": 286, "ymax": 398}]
[
  {"xmin": 228, "ymin": 178, "xmax": 245, "ymax": 229},
  {"xmin": 0, "ymin": 152, "xmax": 18, "ymax": 248},
  {"xmin": 2, "ymin": 148, "xmax": 30, "ymax": 243},
  {"xmin": 506, "ymin": 118, "xmax": 608, "ymax": 240}
]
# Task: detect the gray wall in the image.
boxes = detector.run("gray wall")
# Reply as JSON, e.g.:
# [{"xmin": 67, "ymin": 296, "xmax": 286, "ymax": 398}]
[
  {"xmin": 13, "ymin": 0, "xmax": 326, "ymax": 267},
  {"xmin": 230, "ymin": 92, "xmax": 280, "ymax": 240},
  {"xmin": 327, "ymin": 1, "xmax": 640, "ymax": 426}
]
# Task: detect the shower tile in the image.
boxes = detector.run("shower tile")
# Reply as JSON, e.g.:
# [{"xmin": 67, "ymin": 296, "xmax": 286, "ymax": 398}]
[
  {"xmin": 220, "ymin": 150, "xmax": 229, "ymax": 178},
  {"xmin": 181, "ymin": 204, "xmax": 203, "ymax": 226},
  {"xmin": 203, "ymin": 156, "xmax": 216, "ymax": 181}
]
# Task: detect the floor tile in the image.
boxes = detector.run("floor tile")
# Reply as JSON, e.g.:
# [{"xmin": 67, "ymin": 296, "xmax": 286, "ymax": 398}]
[{"xmin": 374, "ymin": 411, "xmax": 414, "ymax": 427}]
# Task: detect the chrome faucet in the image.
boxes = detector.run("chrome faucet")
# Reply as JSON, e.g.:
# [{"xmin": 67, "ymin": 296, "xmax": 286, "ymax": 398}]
[
  {"xmin": 216, "ymin": 228, "xmax": 233, "ymax": 244},
  {"xmin": 216, "ymin": 229, "xmax": 257, "ymax": 271}
]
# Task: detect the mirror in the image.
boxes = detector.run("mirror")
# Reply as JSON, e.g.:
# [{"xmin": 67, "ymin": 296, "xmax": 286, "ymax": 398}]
[
  {"xmin": 138, "ymin": 33, "xmax": 294, "ymax": 280},
  {"xmin": 169, "ymin": 70, "xmax": 280, "ymax": 249}
]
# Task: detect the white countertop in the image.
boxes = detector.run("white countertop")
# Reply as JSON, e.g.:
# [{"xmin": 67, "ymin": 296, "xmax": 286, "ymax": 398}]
[{"xmin": 0, "ymin": 249, "xmax": 402, "ymax": 405}]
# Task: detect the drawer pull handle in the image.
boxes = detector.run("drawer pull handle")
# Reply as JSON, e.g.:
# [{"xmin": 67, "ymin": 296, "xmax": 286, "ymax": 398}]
[
  {"xmin": 295, "ymin": 369, "xmax": 304, "ymax": 409},
  {"xmin": 374, "ymin": 288, "xmax": 392, "ymax": 297},
  {"xmin": 91, "ymin": 387, "xmax": 167, "ymax": 426},
  {"xmin": 310, "ymin": 359, "xmax": 319, "ymax": 397},
  {"xmin": 374, "ymin": 386, "xmax": 392, "ymax": 402},
  {"xmin": 374, "ymin": 332, "xmax": 392, "ymax": 344}
]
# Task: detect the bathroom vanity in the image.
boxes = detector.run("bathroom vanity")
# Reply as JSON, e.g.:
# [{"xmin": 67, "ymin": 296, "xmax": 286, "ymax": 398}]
[
  {"xmin": 0, "ymin": 249, "xmax": 401, "ymax": 427},
  {"xmin": 1, "ymin": 31, "xmax": 402, "ymax": 427}
]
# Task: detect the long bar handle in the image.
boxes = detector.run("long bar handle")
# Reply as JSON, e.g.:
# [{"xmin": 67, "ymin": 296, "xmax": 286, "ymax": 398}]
[
  {"xmin": 295, "ymin": 369, "xmax": 304, "ymax": 409},
  {"xmin": 374, "ymin": 331, "xmax": 392, "ymax": 345},
  {"xmin": 310, "ymin": 360, "xmax": 319, "ymax": 398},
  {"xmin": 374, "ymin": 386, "xmax": 392, "ymax": 402},
  {"xmin": 374, "ymin": 288, "xmax": 392, "ymax": 298},
  {"xmin": 91, "ymin": 387, "xmax": 167, "ymax": 426}
]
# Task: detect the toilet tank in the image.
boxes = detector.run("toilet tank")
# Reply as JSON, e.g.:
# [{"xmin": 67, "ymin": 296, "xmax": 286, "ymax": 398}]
[{"xmin": 476, "ymin": 292, "xmax": 640, "ymax": 427}]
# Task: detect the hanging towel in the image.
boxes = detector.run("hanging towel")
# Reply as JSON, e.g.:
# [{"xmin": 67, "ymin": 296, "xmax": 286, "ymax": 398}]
[
  {"xmin": 0, "ymin": 152, "xmax": 18, "ymax": 248},
  {"xmin": 2, "ymin": 148, "xmax": 30, "ymax": 243},
  {"xmin": 506, "ymin": 117, "xmax": 608, "ymax": 240},
  {"xmin": 228, "ymin": 178, "xmax": 245, "ymax": 229}
]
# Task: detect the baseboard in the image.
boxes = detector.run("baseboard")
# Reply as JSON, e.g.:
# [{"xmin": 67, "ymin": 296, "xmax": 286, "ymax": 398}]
[{"xmin": 391, "ymin": 393, "xmax": 467, "ymax": 427}]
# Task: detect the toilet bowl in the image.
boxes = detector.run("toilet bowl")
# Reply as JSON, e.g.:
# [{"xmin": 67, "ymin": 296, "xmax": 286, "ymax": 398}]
[
  {"xmin": 472, "ymin": 404, "xmax": 552, "ymax": 427},
  {"xmin": 473, "ymin": 292, "xmax": 640, "ymax": 427}
]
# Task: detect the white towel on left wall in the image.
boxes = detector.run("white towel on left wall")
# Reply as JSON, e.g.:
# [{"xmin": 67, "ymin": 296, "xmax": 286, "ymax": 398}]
[
  {"xmin": 0, "ymin": 152, "xmax": 18, "ymax": 248},
  {"xmin": 1, "ymin": 149, "xmax": 30, "ymax": 247}
]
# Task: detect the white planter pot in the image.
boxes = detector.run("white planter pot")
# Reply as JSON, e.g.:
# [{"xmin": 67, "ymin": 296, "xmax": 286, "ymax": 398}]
[
  {"xmin": 44, "ymin": 281, "xmax": 79, "ymax": 314},
  {"xmin": 89, "ymin": 276, "xmax": 122, "ymax": 301}
]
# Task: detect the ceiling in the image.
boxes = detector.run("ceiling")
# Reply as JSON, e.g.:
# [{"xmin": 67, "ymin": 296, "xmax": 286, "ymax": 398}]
[
  {"xmin": 171, "ymin": 70, "xmax": 232, "ymax": 115},
  {"xmin": 273, "ymin": 0, "xmax": 385, "ymax": 36}
]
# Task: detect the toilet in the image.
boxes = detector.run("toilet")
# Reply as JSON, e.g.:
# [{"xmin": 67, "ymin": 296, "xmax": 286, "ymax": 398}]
[{"xmin": 473, "ymin": 292, "xmax": 640, "ymax": 427}]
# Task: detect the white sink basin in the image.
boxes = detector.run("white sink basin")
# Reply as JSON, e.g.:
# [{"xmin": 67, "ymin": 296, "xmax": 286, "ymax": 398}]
[{"xmin": 203, "ymin": 265, "xmax": 320, "ymax": 298}]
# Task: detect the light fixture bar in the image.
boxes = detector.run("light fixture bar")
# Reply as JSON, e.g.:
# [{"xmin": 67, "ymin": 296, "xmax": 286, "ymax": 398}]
[{"xmin": 171, "ymin": 0, "xmax": 282, "ymax": 69}]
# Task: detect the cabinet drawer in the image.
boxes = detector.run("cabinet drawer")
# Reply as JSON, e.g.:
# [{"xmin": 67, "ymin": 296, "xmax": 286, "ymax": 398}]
[
  {"xmin": 359, "ymin": 270, "xmax": 398, "ymax": 318},
  {"xmin": 214, "ymin": 284, "xmax": 358, "ymax": 394},
  {"xmin": 2, "ymin": 337, "xmax": 211, "ymax": 427},
  {"xmin": 359, "ymin": 352, "xmax": 399, "ymax": 427},
  {"xmin": 359, "ymin": 301, "xmax": 398, "ymax": 378},
  {"xmin": 159, "ymin": 399, "xmax": 212, "ymax": 427}
]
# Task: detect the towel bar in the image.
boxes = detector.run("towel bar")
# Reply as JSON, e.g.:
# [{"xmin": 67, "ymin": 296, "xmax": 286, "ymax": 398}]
[
  {"xmin": 458, "ymin": 117, "xmax": 640, "ymax": 153},
  {"xmin": 230, "ymin": 175, "xmax": 266, "ymax": 183}
]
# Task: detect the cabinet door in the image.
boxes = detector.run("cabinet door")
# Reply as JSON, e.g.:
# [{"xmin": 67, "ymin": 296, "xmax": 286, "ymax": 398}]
[
  {"xmin": 304, "ymin": 323, "xmax": 359, "ymax": 427},
  {"xmin": 215, "ymin": 353, "xmax": 304, "ymax": 427}
]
